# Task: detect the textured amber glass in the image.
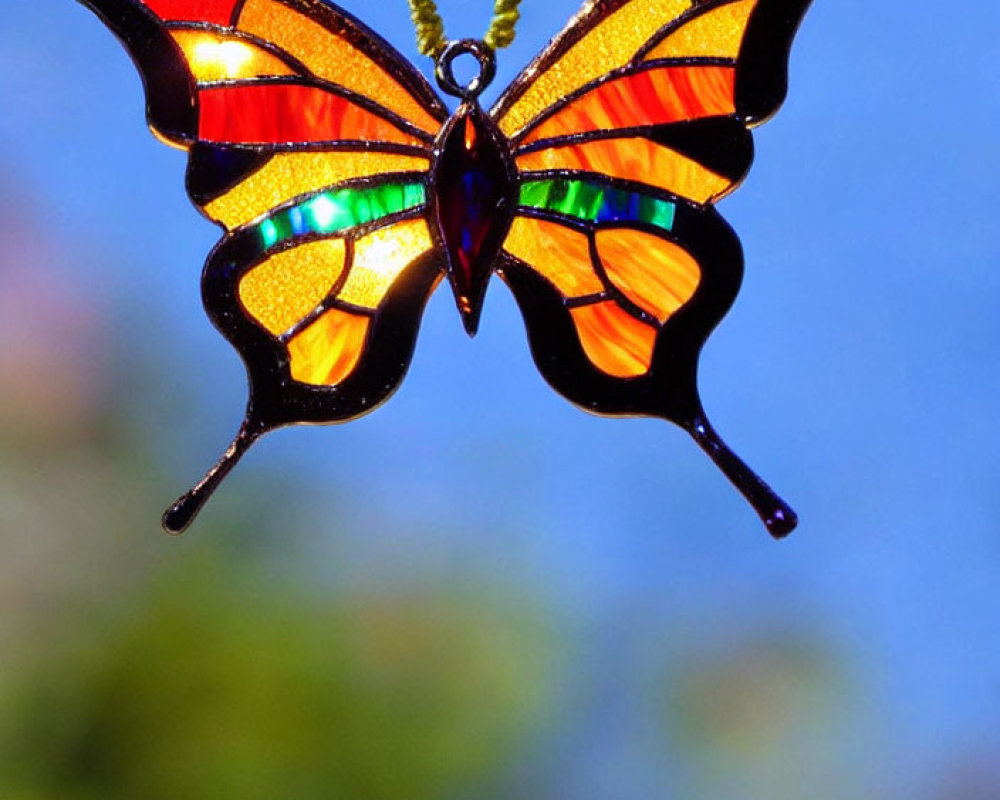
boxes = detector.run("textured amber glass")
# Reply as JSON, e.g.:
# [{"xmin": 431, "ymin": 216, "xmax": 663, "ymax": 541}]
[
  {"xmin": 338, "ymin": 218, "xmax": 433, "ymax": 308},
  {"xmin": 497, "ymin": 0, "xmax": 692, "ymax": 137},
  {"xmin": 502, "ymin": 217, "xmax": 604, "ymax": 298},
  {"xmin": 287, "ymin": 308, "xmax": 371, "ymax": 386},
  {"xmin": 595, "ymin": 228, "xmax": 700, "ymax": 322},
  {"xmin": 643, "ymin": 0, "xmax": 756, "ymax": 61},
  {"xmin": 570, "ymin": 301, "xmax": 657, "ymax": 377},
  {"xmin": 238, "ymin": 239, "xmax": 346, "ymax": 335}
]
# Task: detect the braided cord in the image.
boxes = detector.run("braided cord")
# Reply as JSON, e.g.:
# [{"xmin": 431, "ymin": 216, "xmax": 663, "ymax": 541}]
[
  {"xmin": 408, "ymin": 0, "xmax": 447, "ymax": 56},
  {"xmin": 406, "ymin": 0, "xmax": 523, "ymax": 57},
  {"xmin": 484, "ymin": 0, "xmax": 522, "ymax": 50}
]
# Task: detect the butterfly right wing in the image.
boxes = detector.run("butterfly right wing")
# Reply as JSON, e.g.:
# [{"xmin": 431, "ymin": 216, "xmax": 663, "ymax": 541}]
[
  {"xmin": 79, "ymin": 0, "xmax": 449, "ymax": 530},
  {"xmin": 491, "ymin": 0, "xmax": 813, "ymax": 535}
]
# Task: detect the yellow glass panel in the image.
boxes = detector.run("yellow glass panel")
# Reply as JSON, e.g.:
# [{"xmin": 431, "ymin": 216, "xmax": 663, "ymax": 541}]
[
  {"xmin": 288, "ymin": 308, "xmax": 370, "ymax": 385},
  {"xmin": 595, "ymin": 228, "xmax": 700, "ymax": 322},
  {"xmin": 498, "ymin": 0, "xmax": 692, "ymax": 138},
  {"xmin": 238, "ymin": 238, "xmax": 346, "ymax": 335},
  {"xmin": 516, "ymin": 138, "xmax": 731, "ymax": 204},
  {"xmin": 204, "ymin": 151, "xmax": 429, "ymax": 230},
  {"xmin": 502, "ymin": 217, "xmax": 604, "ymax": 297},
  {"xmin": 170, "ymin": 29, "xmax": 295, "ymax": 82},
  {"xmin": 643, "ymin": 0, "xmax": 756, "ymax": 61},
  {"xmin": 570, "ymin": 301, "xmax": 657, "ymax": 377},
  {"xmin": 237, "ymin": 0, "xmax": 441, "ymax": 134},
  {"xmin": 337, "ymin": 218, "xmax": 432, "ymax": 308}
]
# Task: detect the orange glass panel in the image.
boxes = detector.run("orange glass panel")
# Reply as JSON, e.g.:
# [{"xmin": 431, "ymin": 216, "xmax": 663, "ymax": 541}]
[
  {"xmin": 521, "ymin": 65, "xmax": 736, "ymax": 146},
  {"xmin": 515, "ymin": 138, "xmax": 731, "ymax": 204},
  {"xmin": 338, "ymin": 218, "xmax": 433, "ymax": 308},
  {"xmin": 204, "ymin": 151, "xmax": 429, "ymax": 230},
  {"xmin": 238, "ymin": 238, "xmax": 346, "ymax": 335},
  {"xmin": 502, "ymin": 216, "xmax": 604, "ymax": 297},
  {"xmin": 287, "ymin": 307, "xmax": 370, "ymax": 385},
  {"xmin": 595, "ymin": 228, "xmax": 700, "ymax": 322},
  {"xmin": 644, "ymin": 0, "xmax": 756, "ymax": 61},
  {"xmin": 237, "ymin": 0, "xmax": 440, "ymax": 135},
  {"xmin": 497, "ymin": 0, "xmax": 692, "ymax": 138},
  {"xmin": 570, "ymin": 301, "xmax": 657, "ymax": 378},
  {"xmin": 170, "ymin": 29, "xmax": 294, "ymax": 82}
]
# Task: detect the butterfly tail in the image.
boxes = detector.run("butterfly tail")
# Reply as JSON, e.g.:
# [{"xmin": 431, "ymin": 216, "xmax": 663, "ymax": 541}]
[
  {"xmin": 161, "ymin": 413, "xmax": 268, "ymax": 534},
  {"xmin": 685, "ymin": 412, "xmax": 796, "ymax": 538}
]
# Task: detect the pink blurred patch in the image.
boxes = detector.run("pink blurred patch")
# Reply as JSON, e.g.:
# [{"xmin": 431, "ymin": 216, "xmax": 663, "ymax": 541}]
[{"xmin": 0, "ymin": 187, "xmax": 108, "ymax": 443}]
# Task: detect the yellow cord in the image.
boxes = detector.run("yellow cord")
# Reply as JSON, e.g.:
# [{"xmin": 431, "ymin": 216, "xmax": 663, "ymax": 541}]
[
  {"xmin": 408, "ymin": 0, "xmax": 447, "ymax": 57},
  {"xmin": 484, "ymin": 0, "xmax": 522, "ymax": 50},
  {"xmin": 406, "ymin": 0, "xmax": 523, "ymax": 57}
]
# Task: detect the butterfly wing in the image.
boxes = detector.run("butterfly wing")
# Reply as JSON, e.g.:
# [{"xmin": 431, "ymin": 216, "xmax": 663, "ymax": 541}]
[
  {"xmin": 79, "ymin": 0, "xmax": 449, "ymax": 530},
  {"xmin": 491, "ymin": 0, "xmax": 813, "ymax": 536}
]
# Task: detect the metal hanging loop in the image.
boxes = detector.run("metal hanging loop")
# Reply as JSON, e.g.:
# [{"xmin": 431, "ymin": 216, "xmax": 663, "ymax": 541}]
[{"xmin": 434, "ymin": 39, "xmax": 497, "ymax": 100}]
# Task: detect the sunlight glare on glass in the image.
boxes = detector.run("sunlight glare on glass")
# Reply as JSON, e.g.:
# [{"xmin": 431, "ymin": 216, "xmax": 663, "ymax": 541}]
[
  {"xmin": 359, "ymin": 226, "xmax": 414, "ymax": 278},
  {"xmin": 306, "ymin": 194, "xmax": 341, "ymax": 231},
  {"xmin": 192, "ymin": 39, "xmax": 254, "ymax": 80}
]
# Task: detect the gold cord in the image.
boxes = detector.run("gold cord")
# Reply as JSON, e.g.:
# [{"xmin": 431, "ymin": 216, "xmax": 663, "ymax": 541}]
[
  {"xmin": 484, "ymin": 0, "xmax": 522, "ymax": 50},
  {"xmin": 406, "ymin": 0, "xmax": 523, "ymax": 57},
  {"xmin": 408, "ymin": 0, "xmax": 447, "ymax": 57}
]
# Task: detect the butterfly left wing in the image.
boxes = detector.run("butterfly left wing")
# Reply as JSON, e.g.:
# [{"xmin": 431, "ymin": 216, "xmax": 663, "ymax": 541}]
[
  {"xmin": 78, "ymin": 0, "xmax": 449, "ymax": 531},
  {"xmin": 491, "ymin": 0, "xmax": 813, "ymax": 536}
]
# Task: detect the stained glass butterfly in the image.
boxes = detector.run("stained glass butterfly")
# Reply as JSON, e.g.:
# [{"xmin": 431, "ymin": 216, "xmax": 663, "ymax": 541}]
[{"xmin": 78, "ymin": 0, "xmax": 813, "ymax": 536}]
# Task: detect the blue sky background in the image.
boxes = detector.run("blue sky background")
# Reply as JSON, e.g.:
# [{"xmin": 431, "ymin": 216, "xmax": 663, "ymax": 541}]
[{"xmin": 2, "ymin": 1, "xmax": 999, "ymax": 796}]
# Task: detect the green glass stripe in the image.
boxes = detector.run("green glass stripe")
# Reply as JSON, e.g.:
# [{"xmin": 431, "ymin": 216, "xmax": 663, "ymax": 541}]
[
  {"xmin": 518, "ymin": 179, "xmax": 675, "ymax": 232},
  {"xmin": 260, "ymin": 218, "xmax": 279, "ymax": 248},
  {"xmin": 519, "ymin": 180, "xmax": 550, "ymax": 209},
  {"xmin": 580, "ymin": 183, "xmax": 606, "ymax": 220},
  {"xmin": 556, "ymin": 180, "xmax": 581, "ymax": 216},
  {"xmin": 255, "ymin": 181, "xmax": 425, "ymax": 251},
  {"xmin": 639, "ymin": 195, "xmax": 675, "ymax": 230},
  {"xmin": 403, "ymin": 183, "xmax": 425, "ymax": 208}
]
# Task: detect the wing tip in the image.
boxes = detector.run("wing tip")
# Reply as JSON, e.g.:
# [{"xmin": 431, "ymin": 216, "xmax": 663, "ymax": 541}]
[
  {"xmin": 687, "ymin": 413, "xmax": 799, "ymax": 539},
  {"xmin": 735, "ymin": 0, "xmax": 815, "ymax": 125},
  {"xmin": 79, "ymin": 0, "xmax": 198, "ymax": 141}
]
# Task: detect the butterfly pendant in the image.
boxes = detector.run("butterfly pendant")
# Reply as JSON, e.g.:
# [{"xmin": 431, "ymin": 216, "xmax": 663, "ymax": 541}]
[{"xmin": 78, "ymin": 0, "xmax": 813, "ymax": 536}]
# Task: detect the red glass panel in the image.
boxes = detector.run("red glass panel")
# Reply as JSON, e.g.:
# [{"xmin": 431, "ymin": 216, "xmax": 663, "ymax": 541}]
[
  {"xmin": 144, "ymin": 0, "xmax": 237, "ymax": 25},
  {"xmin": 520, "ymin": 65, "xmax": 736, "ymax": 145},
  {"xmin": 197, "ymin": 84, "xmax": 424, "ymax": 146}
]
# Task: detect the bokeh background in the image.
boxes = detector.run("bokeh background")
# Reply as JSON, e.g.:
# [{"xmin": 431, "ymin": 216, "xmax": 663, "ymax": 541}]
[{"xmin": 2, "ymin": 1, "xmax": 999, "ymax": 797}]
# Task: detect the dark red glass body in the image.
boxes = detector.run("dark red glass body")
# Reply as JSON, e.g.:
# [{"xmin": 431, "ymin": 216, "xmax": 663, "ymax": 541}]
[{"xmin": 431, "ymin": 102, "xmax": 514, "ymax": 335}]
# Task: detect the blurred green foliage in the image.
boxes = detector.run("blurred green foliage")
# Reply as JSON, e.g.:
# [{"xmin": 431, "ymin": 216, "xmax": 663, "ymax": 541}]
[
  {"xmin": 0, "ymin": 209, "xmax": 557, "ymax": 800},
  {"xmin": 0, "ymin": 553, "xmax": 554, "ymax": 800}
]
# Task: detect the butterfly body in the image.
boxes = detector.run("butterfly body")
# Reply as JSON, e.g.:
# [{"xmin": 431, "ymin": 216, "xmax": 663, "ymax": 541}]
[
  {"xmin": 430, "ymin": 97, "xmax": 516, "ymax": 335},
  {"xmin": 77, "ymin": 0, "xmax": 814, "ymax": 536}
]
